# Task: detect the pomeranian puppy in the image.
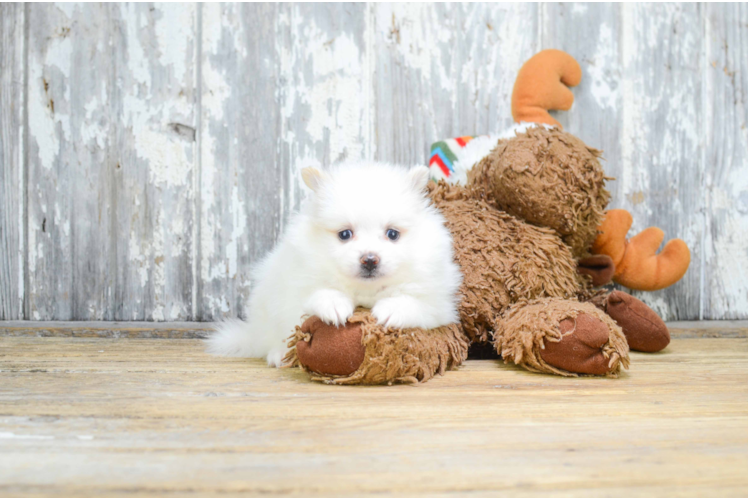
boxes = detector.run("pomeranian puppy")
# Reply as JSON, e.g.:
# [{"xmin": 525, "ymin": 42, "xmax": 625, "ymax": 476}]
[{"xmin": 206, "ymin": 161, "xmax": 462, "ymax": 366}]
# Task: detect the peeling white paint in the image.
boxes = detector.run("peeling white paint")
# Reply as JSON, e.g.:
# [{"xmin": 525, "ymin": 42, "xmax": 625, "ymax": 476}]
[
  {"xmin": 227, "ymin": 184, "xmax": 246, "ymax": 279},
  {"xmin": 28, "ymin": 50, "xmax": 65, "ymax": 171},
  {"xmin": 79, "ymin": 94, "xmax": 107, "ymax": 150},
  {"xmin": 121, "ymin": 4, "xmax": 152, "ymax": 88},
  {"xmin": 154, "ymin": 4, "xmax": 195, "ymax": 85},
  {"xmin": 55, "ymin": 3, "xmax": 77, "ymax": 19},
  {"xmin": 709, "ymin": 215, "xmax": 748, "ymax": 317},
  {"xmin": 572, "ymin": 4, "xmax": 589, "ymax": 15},
  {"xmin": 15, "ymin": 4, "xmax": 26, "ymax": 317},
  {"xmin": 136, "ymin": 129, "xmax": 192, "ymax": 187},
  {"xmin": 620, "ymin": 5, "xmax": 653, "ymax": 221},
  {"xmin": 587, "ymin": 23, "xmax": 618, "ymax": 110},
  {"xmin": 281, "ymin": 11, "xmax": 368, "ymax": 164},
  {"xmin": 200, "ymin": 55, "xmax": 231, "ymax": 123},
  {"xmin": 376, "ymin": 4, "xmax": 437, "ymax": 83},
  {"xmin": 10, "ymin": 3, "xmax": 748, "ymax": 323},
  {"xmin": 199, "ymin": 3, "xmax": 230, "ymax": 290}
]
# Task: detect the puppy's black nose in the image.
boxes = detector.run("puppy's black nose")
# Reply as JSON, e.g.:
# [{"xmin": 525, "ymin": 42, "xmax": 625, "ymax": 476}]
[{"xmin": 360, "ymin": 254, "xmax": 380, "ymax": 272}]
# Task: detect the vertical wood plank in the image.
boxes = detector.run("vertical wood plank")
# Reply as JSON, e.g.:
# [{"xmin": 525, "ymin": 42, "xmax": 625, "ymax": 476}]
[
  {"xmin": 276, "ymin": 3, "xmax": 372, "ymax": 172},
  {"xmin": 25, "ymin": 3, "xmax": 197, "ymax": 321},
  {"xmin": 110, "ymin": 3, "xmax": 198, "ymax": 321},
  {"xmin": 199, "ymin": 3, "xmax": 282, "ymax": 320},
  {"xmin": 704, "ymin": 4, "xmax": 748, "ymax": 319},
  {"xmin": 540, "ymin": 3, "xmax": 623, "ymax": 194},
  {"xmin": 26, "ymin": 4, "xmax": 114, "ymax": 320},
  {"xmin": 199, "ymin": 3, "xmax": 370, "ymax": 320},
  {"xmin": 373, "ymin": 3, "xmax": 538, "ymax": 165},
  {"xmin": 0, "ymin": 3, "xmax": 25, "ymax": 319},
  {"xmin": 618, "ymin": 4, "xmax": 704, "ymax": 320}
]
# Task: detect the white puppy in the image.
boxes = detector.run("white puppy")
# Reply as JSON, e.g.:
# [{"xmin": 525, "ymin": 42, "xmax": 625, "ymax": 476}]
[{"xmin": 206, "ymin": 161, "xmax": 462, "ymax": 366}]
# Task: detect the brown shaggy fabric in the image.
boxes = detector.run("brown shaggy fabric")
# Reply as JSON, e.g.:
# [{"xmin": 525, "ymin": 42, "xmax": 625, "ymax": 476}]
[
  {"xmin": 493, "ymin": 298, "xmax": 630, "ymax": 377},
  {"xmin": 467, "ymin": 127, "xmax": 610, "ymax": 258},
  {"xmin": 429, "ymin": 182, "xmax": 586, "ymax": 343},
  {"xmin": 284, "ymin": 309, "xmax": 469, "ymax": 385}
]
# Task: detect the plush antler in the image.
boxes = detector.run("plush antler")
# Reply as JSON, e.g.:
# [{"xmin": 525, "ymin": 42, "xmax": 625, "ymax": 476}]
[
  {"xmin": 592, "ymin": 209, "xmax": 691, "ymax": 291},
  {"xmin": 511, "ymin": 49, "xmax": 582, "ymax": 127}
]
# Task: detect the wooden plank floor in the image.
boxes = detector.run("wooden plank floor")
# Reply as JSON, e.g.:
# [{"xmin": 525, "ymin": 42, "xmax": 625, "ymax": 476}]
[{"xmin": 1, "ymin": 335, "xmax": 747, "ymax": 497}]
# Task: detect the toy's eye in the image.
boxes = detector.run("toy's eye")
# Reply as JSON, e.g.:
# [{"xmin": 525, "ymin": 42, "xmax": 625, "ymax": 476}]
[
  {"xmin": 338, "ymin": 229, "xmax": 353, "ymax": 241},
  {"xmin": 386, "ymin": 229, "xmax": 400, "ymax": 241}
]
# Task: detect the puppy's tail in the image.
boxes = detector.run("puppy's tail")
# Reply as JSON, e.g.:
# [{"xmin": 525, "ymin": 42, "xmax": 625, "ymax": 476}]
[{"xmin": 205, "ymin": 319, "xmax": 262, "ymax": 358}]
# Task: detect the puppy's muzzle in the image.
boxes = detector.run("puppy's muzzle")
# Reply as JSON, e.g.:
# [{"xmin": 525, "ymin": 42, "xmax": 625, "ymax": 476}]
[{"xmin": 360, "ymin": 254, "xmax": 380, "ymax": 275}]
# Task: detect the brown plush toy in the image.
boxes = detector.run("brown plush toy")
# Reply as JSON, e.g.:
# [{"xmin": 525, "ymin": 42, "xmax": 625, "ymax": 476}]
[
  {"xmin": 511, "ymin": 50, "xmax": 691, "ymax": 291},
  {"xmin": 284, "ymin": 50, "xmax": 678, "ymax": 384},
  {"xmin": 287, "ymin": 311, "xmax": 469, "ymax": 385}
]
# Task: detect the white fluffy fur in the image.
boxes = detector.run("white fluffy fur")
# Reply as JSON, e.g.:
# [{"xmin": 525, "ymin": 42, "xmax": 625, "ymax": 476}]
[{"xmin": 206, "ymin": 161, "xmax": 463, "ymax": 366}]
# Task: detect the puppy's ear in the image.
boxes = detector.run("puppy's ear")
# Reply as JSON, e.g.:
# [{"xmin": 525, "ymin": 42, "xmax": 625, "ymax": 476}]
[
  {"xmin": 301, "ymin": 167, "xmax": 326, "ymax": 193},
  {"xmin": 408, "ymin": 165, "xmax": 430, "ymax": 192}
]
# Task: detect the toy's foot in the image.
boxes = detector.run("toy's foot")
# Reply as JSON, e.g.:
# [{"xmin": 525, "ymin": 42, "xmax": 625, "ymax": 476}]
[
  {"xmin": 494, "ymin": 299, "xmax": 630, "ymax": 377},
  {"xmin": 540, "ymin": 313, "xmax": 613, "ymax": 375},
  {"xmin": 599, "ymin": 291, "xmax": 670, "ymax": 352},
  {"xmin": 285, "ymin": 309, "xmax": 468, "ymax": 385}
]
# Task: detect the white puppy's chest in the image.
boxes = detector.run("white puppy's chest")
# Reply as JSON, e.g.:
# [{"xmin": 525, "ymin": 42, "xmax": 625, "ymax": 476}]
[{"xmin": 350, "ymin": 285, "xmax": 396, "ymax": 309}]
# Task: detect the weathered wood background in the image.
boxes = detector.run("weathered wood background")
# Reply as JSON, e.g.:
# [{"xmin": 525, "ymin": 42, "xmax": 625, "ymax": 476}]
[{"xmin": 1, "ymin": 3, "xmax": 746, "ymax": 322}]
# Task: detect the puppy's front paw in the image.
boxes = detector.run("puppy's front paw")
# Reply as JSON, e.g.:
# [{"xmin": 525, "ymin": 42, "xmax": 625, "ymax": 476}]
[
  {"xmin": 372, "ymin": 296, "xmax": 425, "ymax": 329},
  {"xmin": 304, "ymin": 289, "xmax": 354, "ymax": 326}
]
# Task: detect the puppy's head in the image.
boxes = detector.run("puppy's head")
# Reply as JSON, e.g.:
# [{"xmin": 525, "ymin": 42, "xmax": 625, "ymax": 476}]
[{"xmin": 302, "ymin": 162, "xmax": 432, "ymax": 284}]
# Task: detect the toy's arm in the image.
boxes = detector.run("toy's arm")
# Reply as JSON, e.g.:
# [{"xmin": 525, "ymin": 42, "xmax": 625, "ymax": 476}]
[
  {"xmin": 511, "ymin": 49, "xmax": 582, "ymax": 128},
  {"xmin": 592, "ymin": 209, "xmax": 691, "ymax": 291}
]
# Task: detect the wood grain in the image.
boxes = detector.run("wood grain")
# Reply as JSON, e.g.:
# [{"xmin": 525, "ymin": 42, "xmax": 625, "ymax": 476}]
[
  {"xmin": 373, "ymin": 3, "xmax": 538, "ymax": 165},
  {"xmin": 540, "ymin": 4, "xmax": 622, "ymax": 185},
  {"xmin": 1, "ymin": 336, "xmax": 747, "ymax": 496},
  {"xmin": 0, "ymin": 321, "xmax": 213, "ymax": 339},
  {"xmin": 616, "ymin": 4, "xmax": 705, "ymax": 321},
  {"xmin": 199, "ymin": 3, "xmax": 281, "ymax": 321},
  {"xmin": 703, "ymin": 4, "xmax": 748, "ymax": 320},
  {"xmin": 3, "ymin": 320, "xmax": 746, "ymax": 339},
  {"xmin": 0, "ymin": 3, "xmax": 25, "ymax": 320},
  {"xmin": 2, "ymin": 3, "xmax": 748, "ymax": 321},
  {"xmin": 24, "ymin": 4, "xmax": 198, "ymax": 321},
  {"xmin": 25, "ymin": 4, "xmax": 114, "ymax": 320},
  {"xmin": 109, "ymin": 4, "xmax": 198, "ymax": 321}
]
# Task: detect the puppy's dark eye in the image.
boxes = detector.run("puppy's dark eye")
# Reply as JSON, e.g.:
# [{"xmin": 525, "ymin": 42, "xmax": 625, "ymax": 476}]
[
  {"xmin": 338, "ymin": 229, "xmax": 353, "ymax": 241},
  {"xmin": 386, "ymin": 229, "xmax": 400, "ymax": 241}
]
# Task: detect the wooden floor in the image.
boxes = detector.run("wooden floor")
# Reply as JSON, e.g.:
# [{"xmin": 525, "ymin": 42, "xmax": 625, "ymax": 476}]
[{"xmin": 1, "ymin": 332, "xmax": 748, "ymax": 497}]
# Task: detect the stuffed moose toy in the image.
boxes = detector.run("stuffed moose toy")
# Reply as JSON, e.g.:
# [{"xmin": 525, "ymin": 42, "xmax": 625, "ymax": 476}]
[{"xmin": 283, "ymin": 50, "xmax": 691, "ymax": 385}]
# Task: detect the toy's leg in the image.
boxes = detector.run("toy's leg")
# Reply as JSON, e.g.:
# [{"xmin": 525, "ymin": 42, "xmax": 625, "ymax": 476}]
[
  {"xmin": 588, "ymin": 290, "xmax": 670, "ymax": 352},
  {"xmin": 284, "ymin": 309, "xmax": 469, "ymax": 385},
  {"xmin": 494, "ymin": 298, "xmax": 630, "ymax": 376}
]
